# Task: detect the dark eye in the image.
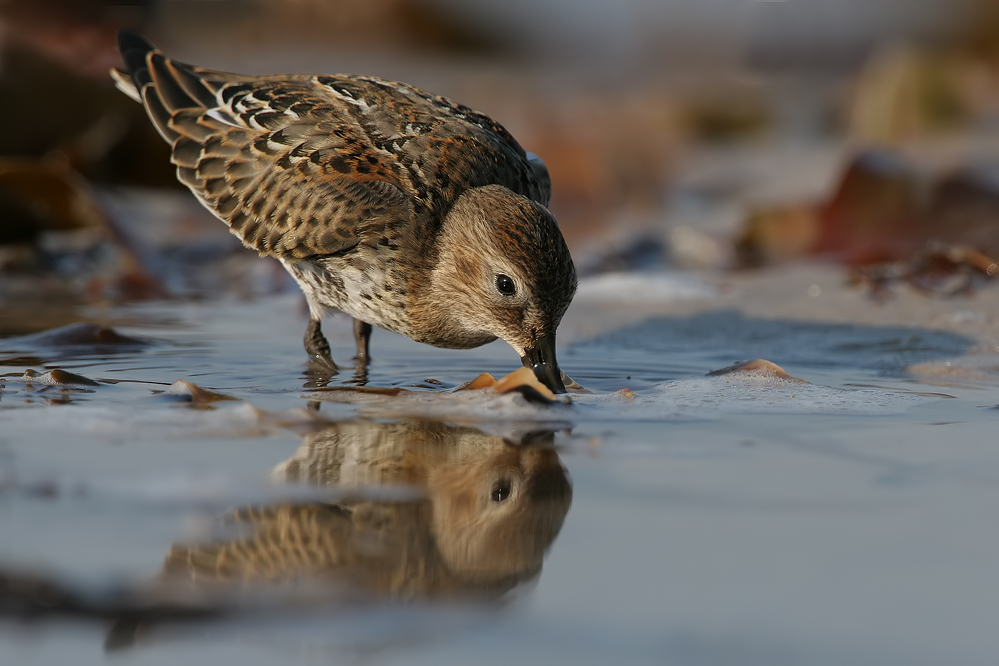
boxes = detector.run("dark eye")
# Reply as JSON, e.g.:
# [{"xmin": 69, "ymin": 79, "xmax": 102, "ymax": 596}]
[
  {"xmin": 495, "ymin": 274, "xmax": 516, "ymax": 296},
  {"xmin": 490, "ymin": 479, "xmax": 512, "ymax": 502}
]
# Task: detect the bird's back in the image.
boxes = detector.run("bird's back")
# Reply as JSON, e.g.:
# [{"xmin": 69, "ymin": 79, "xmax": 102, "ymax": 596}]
[{"xmin": 112, "ymin": 31, "xmax": 550, "ymax": 261}]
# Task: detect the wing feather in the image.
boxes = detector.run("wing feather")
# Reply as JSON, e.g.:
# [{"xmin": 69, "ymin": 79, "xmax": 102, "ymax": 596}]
[{"xmin": 114, "ymin": 30, "xmax": 550, "ymax": 259}]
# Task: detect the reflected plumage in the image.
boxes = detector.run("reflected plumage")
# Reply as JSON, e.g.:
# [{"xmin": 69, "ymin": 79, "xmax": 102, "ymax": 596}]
[
  {"xmin": 164, "ymin": 421, "xmax": 572, "ymax": 598},
  {"xmin": 112, "ymin": 31, "xmax": 576, "ymax": 392}
]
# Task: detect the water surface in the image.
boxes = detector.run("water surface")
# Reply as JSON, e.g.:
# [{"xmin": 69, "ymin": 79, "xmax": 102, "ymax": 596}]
[{"xmin": 1, "ymin": 292, "xmax": 998, "ymax": 666}]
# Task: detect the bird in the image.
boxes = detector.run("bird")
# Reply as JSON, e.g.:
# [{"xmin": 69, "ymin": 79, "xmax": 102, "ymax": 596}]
[{"xmin": 111, "ymin": 31, "xmax": 577, "ymax": 393}]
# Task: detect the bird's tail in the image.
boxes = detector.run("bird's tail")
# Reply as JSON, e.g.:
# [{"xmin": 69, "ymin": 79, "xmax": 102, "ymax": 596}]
[{"xmin": 110, "ymin": 30, "xmax": 223, "ymax": 144}]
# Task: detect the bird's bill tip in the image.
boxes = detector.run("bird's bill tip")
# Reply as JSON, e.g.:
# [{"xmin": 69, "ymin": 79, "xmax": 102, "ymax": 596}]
[{"xmin": 520, "ymin": 334, "xmax": 566, "ymax": 394}]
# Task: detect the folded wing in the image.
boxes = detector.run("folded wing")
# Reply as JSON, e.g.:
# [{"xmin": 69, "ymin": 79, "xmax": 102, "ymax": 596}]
[{"xmin": 114, "ymin": 31, "xmax": 551, "ymax": 259}]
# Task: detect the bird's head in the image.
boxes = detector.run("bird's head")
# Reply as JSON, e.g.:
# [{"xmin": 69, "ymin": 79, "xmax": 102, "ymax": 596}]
[
  {"xmin": 427, "ymin": 433, "xmax": 572, "ymax": 584},
  {"xmin": 427, "ymin": 185, "xmax": 577, "ymax": 393}
]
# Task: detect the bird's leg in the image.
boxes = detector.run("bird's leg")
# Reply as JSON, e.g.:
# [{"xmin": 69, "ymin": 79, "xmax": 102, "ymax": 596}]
[
  {"xmin": 353, "ymin": 318, "xmax": 372, "ymax": 364},
  {"xmin": 304, "ymin": 317, "xmax": 337, "ymax": 371}
]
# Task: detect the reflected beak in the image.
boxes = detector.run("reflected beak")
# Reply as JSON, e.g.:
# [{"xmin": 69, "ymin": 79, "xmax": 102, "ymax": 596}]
[{"xmin": 521, "ymin": 333, "xmax": 567, "ymax": 394}]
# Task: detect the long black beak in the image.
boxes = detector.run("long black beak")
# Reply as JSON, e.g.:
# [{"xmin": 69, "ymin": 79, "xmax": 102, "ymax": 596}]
[{"xmin": 521, "ymin": 333, "xmax": 566, "ymax": 394}]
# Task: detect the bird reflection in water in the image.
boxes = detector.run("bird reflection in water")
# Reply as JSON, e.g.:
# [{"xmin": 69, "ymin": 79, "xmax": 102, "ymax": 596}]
[
  {"xmin": 107, "ymin": 420, "xmax": 571, "ymax": 649},
  {"xmin": 177, "ymin": 420, "xmax": 570, "ymax": 597}
]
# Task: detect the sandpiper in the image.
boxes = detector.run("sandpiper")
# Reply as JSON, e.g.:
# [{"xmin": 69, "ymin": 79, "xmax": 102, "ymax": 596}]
[{"xmin": 112, "ymin": 31, "xmax": 577, "ymax": 393}]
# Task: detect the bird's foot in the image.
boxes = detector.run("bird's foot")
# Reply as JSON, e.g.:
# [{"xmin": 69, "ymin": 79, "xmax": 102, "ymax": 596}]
[
  {"xmin": 304, "ymin": 318, "xmax": 338, "ymax": 377},
  {"xmin": 349, "ymin": 363, "xmax": 370, "ymax": 386}
]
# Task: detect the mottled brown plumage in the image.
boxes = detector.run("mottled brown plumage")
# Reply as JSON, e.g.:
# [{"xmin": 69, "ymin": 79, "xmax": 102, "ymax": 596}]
[{"xmin": 113, "ymin": 31, "xmax": 576, "ymax": 391}]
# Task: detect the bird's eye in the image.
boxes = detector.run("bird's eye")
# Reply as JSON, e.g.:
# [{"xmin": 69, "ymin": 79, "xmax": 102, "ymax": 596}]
[
  {"xmin": 490, "ymin": 479, "xmax": 512, "ymax": 502},
  {"xmin": 495, "ymin": 274, "xmax": 516, "ymax": 296}
]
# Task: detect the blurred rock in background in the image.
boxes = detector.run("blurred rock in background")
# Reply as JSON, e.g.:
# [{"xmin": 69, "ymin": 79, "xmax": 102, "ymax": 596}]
[{"xmin": 0, "ymin": 0, "xmax": 176, "ymax": 184}]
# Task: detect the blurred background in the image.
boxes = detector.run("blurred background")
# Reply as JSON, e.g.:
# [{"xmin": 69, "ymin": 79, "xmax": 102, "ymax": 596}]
[{"xmin": 2, "ymin": 0, "xmax": 998, "ymax": 330}]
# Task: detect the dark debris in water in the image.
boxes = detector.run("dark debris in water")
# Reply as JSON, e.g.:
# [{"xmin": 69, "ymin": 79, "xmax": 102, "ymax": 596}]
[
  {"xmin": 5, "ymin": 322, "xmax": 148, "ymax": 349},
  {"xmin": 0, "ymin": 324, "xmax": 151, "ymax": 384},
  {"xmin": 21, "ymin": 367, "xmax": 101, "ymax": 387},
  {"xmin": 0, "ymin": 367, "xmax": 104, "ymax": 403}
]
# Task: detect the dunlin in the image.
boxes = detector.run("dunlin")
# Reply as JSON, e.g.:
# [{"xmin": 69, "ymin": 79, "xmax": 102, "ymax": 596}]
[{"xmin": 112, "ymin": 31, "xmax": 576, "ymax": 392}]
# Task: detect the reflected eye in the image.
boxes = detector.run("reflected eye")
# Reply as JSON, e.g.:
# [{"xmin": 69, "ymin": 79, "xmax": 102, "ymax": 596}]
[
  {"xmin": 490, "ymin": 479, "xmax": 512, "ymax": 502},
  {"xmin": 495, "ymin": 274, "xmax": 516, "ymax": 296}
]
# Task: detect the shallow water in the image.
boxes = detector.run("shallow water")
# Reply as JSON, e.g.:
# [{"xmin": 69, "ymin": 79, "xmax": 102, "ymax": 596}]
[{"xmin": 2, "ymin": 292, "xmax": 999, "ymax": 665}]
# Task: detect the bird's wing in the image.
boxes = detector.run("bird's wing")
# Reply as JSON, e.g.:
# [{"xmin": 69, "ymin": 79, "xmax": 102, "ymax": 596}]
[
  {"xmin": 114, "ymin": 32, "xmax": 550, "ymax": 259},
  {"xmin": 329, "ymin": 77, "xmax": 551, "ymax": 212},
  {"xmin": 116, "ymin": 31, "xmax": 412, "ymax": 258},
  {"xmin": 164, "ymin": 504, "xmax": 356, "ymax": 580}
]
